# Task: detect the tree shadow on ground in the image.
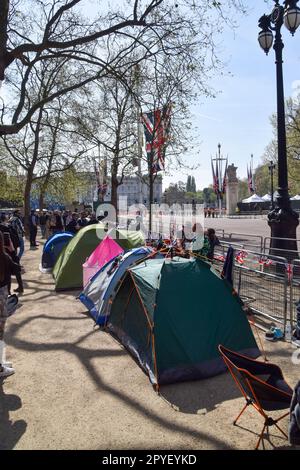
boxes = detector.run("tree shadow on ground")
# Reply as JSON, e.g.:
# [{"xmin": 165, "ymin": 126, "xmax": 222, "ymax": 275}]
[
  {"xmin": 159, "ymin": 372, "xmax": 241, "ymax": 415},
  {"xmin": 6, "ymin": 314, "xmax": 234, "ymax": 449},
  {"xmin": 0, "ymin": 383, "xmax": 27, "ymax": 450},
  {"xmin": 233, "ymin": 422, "xmax": 289, "ymax": 450},
  {"xmin": 13, "ymin": 280, "xmax": 81, "ymax": 303}
]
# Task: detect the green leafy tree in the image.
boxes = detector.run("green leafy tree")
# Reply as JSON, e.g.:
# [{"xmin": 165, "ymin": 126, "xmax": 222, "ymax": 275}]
[
  {"xmin": 186, "ymin": 175, "xmax": 192, "ymax": 192},
  {"xmin": 237, "ymin": 179, "xmax": 249, "ymax": 202},
  {"xmin": 253, "ymin": 164, "xmax": 277, "ymax": 196},
  {"xmin": 262, "ymin": 92, "xmax": 300, "ymax": 195},
  {"xmin": 203, "ymin": 187, "xmax": 217, "ymax": 205}
]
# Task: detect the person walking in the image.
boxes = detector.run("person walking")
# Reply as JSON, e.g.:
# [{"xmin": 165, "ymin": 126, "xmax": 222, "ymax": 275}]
[
  {"xmin": 0, "ymin": 231, "xmax": 21, "ymax": 378},
  {"xmin": 9, "ymin": 210, "xmax": 25, "ymax": 259}
]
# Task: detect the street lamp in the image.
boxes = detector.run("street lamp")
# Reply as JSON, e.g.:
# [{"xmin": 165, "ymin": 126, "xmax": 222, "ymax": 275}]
[
  {"xmin": 258, "ymin": 0, "xmax": 300, "ymax": 259},
  {"xmin": 268, "ymin": 161, "xmax": 276, "ymax": 209}
]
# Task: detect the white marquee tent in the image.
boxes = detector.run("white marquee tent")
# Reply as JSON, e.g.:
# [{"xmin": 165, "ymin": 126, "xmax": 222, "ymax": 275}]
[{"xmin": 242, "ymin": 194, "xmax": 265, "ymax": 204}]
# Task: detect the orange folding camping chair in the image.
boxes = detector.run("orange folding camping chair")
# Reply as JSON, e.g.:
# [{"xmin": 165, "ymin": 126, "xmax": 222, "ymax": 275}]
[{"xmin": 218, "ymin": 345, "xmax": 293, "ymax": 450}]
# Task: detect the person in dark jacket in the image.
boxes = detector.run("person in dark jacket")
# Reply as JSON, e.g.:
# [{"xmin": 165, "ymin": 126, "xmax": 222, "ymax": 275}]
[
  {"xmin": 77, "ymin": 211, "xmax": 88, "ymax": 229},
  {"xmin": 66, "ymin": 213, "xmax": 80, "ymax": 234},
  {"xmin": 201, "ymin": 228, "xmax": 221, "ymax": 261},
  {"xmin": 29, "ymin": 209, "xmax": 39, "ymax": 248},
  {"xmin": 0, "ymin": 231, "xmax": 21, "ymax": 378},
  {"xmin": 9, "ymin": 210, "xmax": 25, "ymax": 259},
  {"xmin": 54, "ymin": 210, "xmax": 64, "ymax": 233},
  {"xmin": 39, "ymin": 212, "xmax": 47, "ymax": 239},
  {"xmin": 289, "ymin": 380, "xmax": 300, "ymax": 446},
  {"xmin": 0, "ymin": 214, "xmax": 24, "ymax": 294}
]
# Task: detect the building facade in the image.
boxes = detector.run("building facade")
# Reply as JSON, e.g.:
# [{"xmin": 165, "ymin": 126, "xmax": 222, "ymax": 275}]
[
  {"xmin": 75, "ymin": 173, "xmax": 163, "ymax": 208},
  {"xmin": 115, "ymin": 175, "xmax": 163, "ymax": 207}
]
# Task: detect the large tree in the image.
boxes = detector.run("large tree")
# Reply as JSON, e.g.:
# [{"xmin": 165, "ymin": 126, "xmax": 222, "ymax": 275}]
[
  {"xmin": 262, "ymin": 92, "xmax": 300, "ymax": 194},
  {"xmin": 0, "ymin": 56, "xmax": 90, "ymax": 219},
  {"xmin": 0, "ymin": 0, "xmax": 246, "ymax": 136}
]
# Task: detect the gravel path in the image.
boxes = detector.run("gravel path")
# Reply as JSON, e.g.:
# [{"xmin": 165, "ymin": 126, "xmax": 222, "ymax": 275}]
[{"xmin": 0, "ymin": 236, "xmax": 299, "ymax": 450}]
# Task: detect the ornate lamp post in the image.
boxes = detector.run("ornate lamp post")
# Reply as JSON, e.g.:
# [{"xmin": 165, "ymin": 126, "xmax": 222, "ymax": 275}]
[
  {"xmin": 258, "ymin": 0, "xmax": 300, "ymax": 258},
  {"xmin": 268, "ymin": 161, "xmax": 276, "ymax": 209}
]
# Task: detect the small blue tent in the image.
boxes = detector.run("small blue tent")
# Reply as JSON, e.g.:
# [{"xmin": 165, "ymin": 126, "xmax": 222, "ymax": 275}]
[
  {"xmin": 40, "ymin": 232, "xmax": 74, "ymax": 272},
  {"xmin": 79, "ymin": 247, "xmax": 160, "ymax": 325}
]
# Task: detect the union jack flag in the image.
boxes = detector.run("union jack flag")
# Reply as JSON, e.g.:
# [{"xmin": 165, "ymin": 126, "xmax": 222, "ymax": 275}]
[
  {"xmin": 222, "ymin": 159, "xmax": 228, "ymax": 195},
  {"xmin": 214, "ymin": 254, "xmax": 225, "ymax": 262},
  {"xmin": 258, "ymin": 256, "xmax": 273, "ymax": 267},
  {"xmin": 141, "ymin": 104, "xmax": 172, "ymax": 172},
  {"xmin": 285, "ymin": 263, "xmax": 293, "ymax": 283},
  {"xmin": 235, "ymin": 250, "xmax": 248, "ymax": 265}
]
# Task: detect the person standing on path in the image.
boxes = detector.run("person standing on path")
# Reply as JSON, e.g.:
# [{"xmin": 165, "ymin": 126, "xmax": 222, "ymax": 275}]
[
  {"xmin": 29, "ymin": 209, "xmax": 39, "ymax": 248},
  {"xmin": 53, "ymin": 210, "xmax": 64, "ymax": 234},
  {"xmin": 0, "ymin": 232, "xmax": 21, "ymax": 378},
  {"xmin": 0, "ymin": 215, "xmax": 24, "ymax": 295},
  {"xmin": 66, "ymin": 212, "xmax": 80, "ymax": 234},
  {"xmin": 9, "ymin": 210, "xmax": 25, "ymax": 259}
]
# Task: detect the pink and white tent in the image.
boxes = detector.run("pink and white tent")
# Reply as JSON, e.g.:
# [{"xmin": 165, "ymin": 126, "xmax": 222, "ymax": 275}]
[{"xmin": 83, "ymin": 236, "xmax": 124, "ymax": 287}]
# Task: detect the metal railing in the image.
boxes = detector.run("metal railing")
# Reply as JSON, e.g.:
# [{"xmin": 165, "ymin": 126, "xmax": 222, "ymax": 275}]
[
  {"xmin": 213, "ymin": 243, "xmax": 290, "ymax": 335},
  {"xmin": 211, "ymin": 232, "xmax": 300, "ymax": 341},
  {"xmin": 263, "ymin": 236, "xmax": 300, "ymax": 259}
]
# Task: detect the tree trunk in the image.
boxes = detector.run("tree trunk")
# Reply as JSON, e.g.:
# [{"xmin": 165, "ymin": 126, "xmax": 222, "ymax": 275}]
[
  {"xmin": 23, "ymin": 107, "xmax": 43, "ymax": 232},
  {"xmin": 39, "ymin": 188, "xmax": 45, "ymax": 212},
  {"xmin": 39, "ymin": 175, "xmax": 51, "ymax": 211},
  {"xmin": 0, "ymin": 0, "xmax": 9, "ymax": 81},
  {"xmin": 24, "ymin": 169, "xmax": 33, "ymax": 235},
  {"xmin": 111, "ymin": 155, "xmax": 119, "ymax": 213}
]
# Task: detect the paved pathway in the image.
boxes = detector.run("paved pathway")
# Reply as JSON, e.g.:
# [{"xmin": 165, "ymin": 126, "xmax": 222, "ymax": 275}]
[{"xmin": 0, "ymin": 236, "xmax": 299, "ymax": 450}]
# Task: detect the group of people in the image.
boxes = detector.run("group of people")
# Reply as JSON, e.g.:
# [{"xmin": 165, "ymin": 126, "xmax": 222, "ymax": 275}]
[
  {"xmin": 0, "ymin": 210, "xmax": 25, "ymax": 378},
  {"xmin": 204, "ymin": 208, "xmax": 221, "ymax": 218},
  {"xmin": 0, "ymin": 211, "xmax": 25, "ymax": 294},
  {"xmin": 30, "ymin": 209, "xmax": 105, "ymax": 243}
]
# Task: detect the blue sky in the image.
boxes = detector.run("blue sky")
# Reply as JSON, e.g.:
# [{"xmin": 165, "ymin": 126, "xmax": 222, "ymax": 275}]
[
  {"xmin": 1, "ymin": 1, "xmax": 299, "ymax": 193},
  {"xmin": 163, "ymin": 1, "xmax": 300, "ymax": 190}
]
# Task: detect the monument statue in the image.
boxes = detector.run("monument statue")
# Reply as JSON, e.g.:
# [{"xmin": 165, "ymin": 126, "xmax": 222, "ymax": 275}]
[{"xmin": 226, "ymin": 164, "xmax": 239, "ymax": 215}]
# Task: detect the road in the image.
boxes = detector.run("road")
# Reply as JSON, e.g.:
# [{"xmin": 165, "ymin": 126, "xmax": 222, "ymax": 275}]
[{"xmin": 204, "ymin": 216, "xmax": 271, "ymax": 239}]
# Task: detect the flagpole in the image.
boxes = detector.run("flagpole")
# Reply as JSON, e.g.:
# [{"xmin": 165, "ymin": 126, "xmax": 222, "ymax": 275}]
[
  {"xmin": 212, "ymin": 143, "xmax": 227, "ymax": 218},
  {"xmin": 251, "ymin": 154, "xmax": 255, "ymax": 193},
  {"xmin": 149, "ymin": 150, "xmax": 154, "ymax": 238},
  {"xmin": 218, "ymin": 144, "xmax": 222, "ymax": 217},
  {"xmin": 134, "ymin": 64, "xmax": 143, "ymax": 205}
]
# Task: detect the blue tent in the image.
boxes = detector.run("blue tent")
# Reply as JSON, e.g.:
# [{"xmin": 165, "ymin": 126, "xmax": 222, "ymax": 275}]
[
  {"xmin": 79, "ymin": 247, "xmax": 160, "ymax": 325},
  {"xmin": 40, "ymin": 232, "xmax": 74, "ymax": 272}
]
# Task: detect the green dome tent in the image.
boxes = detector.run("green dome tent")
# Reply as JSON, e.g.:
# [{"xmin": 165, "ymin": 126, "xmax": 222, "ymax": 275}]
[
  {"xmin": 107, "ymin": 257, "xmax": 260, "ymax": 386},
  {"xmin": 53, "ymin": 226, "xmax": 145, "ymax": 290}
]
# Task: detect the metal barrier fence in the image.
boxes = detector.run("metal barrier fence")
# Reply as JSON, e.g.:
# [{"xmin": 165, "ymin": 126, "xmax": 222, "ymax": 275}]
[
  {"xmin": 289, "ymin": 259, "xmax": 300, "ymax": 332},
  {"xmin": 217, "ymin": 232, "xmax": 264, "ymax": 252},
  {"xmin": 207, "ymin": 231, "xmax": 300, "ymax": 340},
  {"xmin": 213, "ymin": 244, "xmax": 291, "ymax": 335},
  {"xmin": 263, "ymin": 236, "xmax": 300, "ymax": 260}
]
